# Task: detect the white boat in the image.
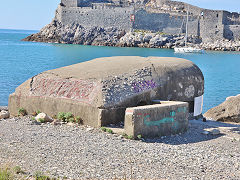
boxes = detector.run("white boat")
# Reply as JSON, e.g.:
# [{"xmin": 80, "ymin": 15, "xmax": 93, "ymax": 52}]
[
  {"xmin": 174, "ymin": 47, "xmax": 205, "ymax": 53},
  {"xmin": 174, "ymin": 6, "xmax": 205, "ymax": 54}
]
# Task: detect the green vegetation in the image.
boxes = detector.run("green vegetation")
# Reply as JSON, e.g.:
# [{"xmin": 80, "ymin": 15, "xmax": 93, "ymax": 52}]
[
  {"xmin": 123, "ymin": 134, "xmax": 134, "ymax": 140},
  {"xmin": 57, "ymin": 112, "xmax": 66, "ymax": 122},
  {"xmin": 75, "ymin": 116, "xmax": 83, "ymax": 124},
  {"xmin": 36, "ymin": 110, "xmax": 41, "ymax": 115},
  {"xmin": 133, "ymin": 29, "xmax": 168, "ymax": 36},
  {"xmin": 137, "ymin": 134, "xmax": 142, "ymax": 139},
  {"xmin": 134, "ymin": 29, "xmax": 152, "ymax": 35},
  {"xmin": 13, "ymin": 166, "xmax": 25, "ymax": 175},
  {"xmin": 101, "ymin": 127, "xmax": 113, "ymax": 134},
  {"xmin": 106, "ymin": 128, "xmax": 113, "ymax": 134},
  {"xmin": 34, "ymin": 171, "xmax": 52, "ymax": 180},
  {"xmin": 0, "ymin": 167, "xmax": 14, "ymax": 180},
  {"xmin": 68, "ymin": 117, "xmax": 75, "ymax": 123},
  {"xmin": 18, "ymin": 108, "xmax": 27, "ymax": 116},
  {"xmin": 156, "ymin": 31, "xmax": 168, "ymax": 35},
  {"xmin": 101, "ymin": 127, "xmax": 107, "ymax": 132},
  {"xmin": 57, "ymin": 112, "xmax": 83, "ymax": 124},
  {"xmin": 64, "ymin": 112, "xmax": 74, "ymax": 122},
  {"xmin": 38, "ymin": 118, "xmax": 46, "ymax": 123}
]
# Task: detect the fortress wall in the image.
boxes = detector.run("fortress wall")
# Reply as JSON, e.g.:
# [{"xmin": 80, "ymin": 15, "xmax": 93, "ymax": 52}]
[
  {"xmin": 134, "ymin": 9, "xmax": 198, "ymax": 36},
  {"xmin": 187, "ymin": 18, "xmax": 200, "ymax": 36},
  {"xmin": 224, "ymin": 25, "xmax": 240, "ymax": 40},
  {"xmin": 55, "ymin": 1, "xmax": 240, "ymax": 42},
  {"xmin": 59, "ymin": 6, "xmax": 133, "ymax": 30},
  {"xmin": 199, "ymin": 10, "xmax": 224, "ymax": 42},
  {"xmin": 134, "ymin": 9, "xmax": 171, "ymax": 32}
]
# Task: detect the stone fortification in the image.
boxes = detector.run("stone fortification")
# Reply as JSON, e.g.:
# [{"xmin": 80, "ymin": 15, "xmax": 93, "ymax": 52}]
[
  {"xmin": 23, "ymin": 0, "xmax": 240, "ymax": 50},
  {"xmin": 9, "ymin": 56, "xmax": 204, "ymax": 127}
]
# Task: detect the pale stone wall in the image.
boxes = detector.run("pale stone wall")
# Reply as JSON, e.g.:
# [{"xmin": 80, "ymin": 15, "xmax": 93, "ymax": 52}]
[{"xmin": 56, "ymin": 0, "xmax": 240, "ymax": 41}]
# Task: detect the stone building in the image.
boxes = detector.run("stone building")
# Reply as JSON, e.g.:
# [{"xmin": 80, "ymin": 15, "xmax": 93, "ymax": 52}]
[{"xmin": 57, "ymin": 0, "xmax": 240, "ymax": 42}]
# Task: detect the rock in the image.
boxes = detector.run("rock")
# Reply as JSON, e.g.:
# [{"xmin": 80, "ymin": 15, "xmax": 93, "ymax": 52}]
[
  {"xmin": 52, "ymin": 119, "xmax": 60, "ymax": 126},
  {"xmin": 0, "ymin": 106, "xmax": 8, "ymax": 111},
  {"xmin": 211, "ymin": 129, "xmax": 221, "ymax": 135},
  {"xmin": 86, "ymin": 127, "xmax": 94, "ymax": 132},
  {"xmin": 204, "ymin": 128, "xmax": 221, "ymax": 135},
  {"xmin": 204, "ymin": 94, "xmax": 240, "ymax": 123},
  {"xmin": 143, "ymin": 34, "xmax": 153, "ymax": 43},
  {"xmin": 201, "ymin": 131, "xmax": 210, "ymax": 135},
  {"xmin": 67, "ymin": 122, "xmax": 75, "ymax": 126},
  {"xmin": 35, "ymin": 113, "xmax": 53, "ymax": 123},
  {"xmin": 0, "ymin": 110, "xmax": 10, "ymax": 119}
]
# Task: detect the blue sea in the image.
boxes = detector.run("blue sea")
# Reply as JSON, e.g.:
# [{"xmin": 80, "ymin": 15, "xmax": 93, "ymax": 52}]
[{"xmin": 0, "ymin": 29, "xmax": 240, "ymax": 112}]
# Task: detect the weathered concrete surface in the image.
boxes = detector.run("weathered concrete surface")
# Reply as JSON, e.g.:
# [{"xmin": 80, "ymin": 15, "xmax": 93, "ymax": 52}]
[
  {"xmin": 124, "ymin": 101, "xmax": 189, "ymax": 138},
  {"xmin": 9, "ymin": 56, "xmax": 204, "ymax": 127},
  {"xmin": 204, "ymin": 94, "xmax": 240, "ymax": 123}
]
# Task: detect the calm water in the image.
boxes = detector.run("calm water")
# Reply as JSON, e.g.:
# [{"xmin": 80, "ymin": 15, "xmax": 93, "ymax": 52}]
[{"xmin": 0, "ymin": 29, "xmax": 240, "ymax": 112}]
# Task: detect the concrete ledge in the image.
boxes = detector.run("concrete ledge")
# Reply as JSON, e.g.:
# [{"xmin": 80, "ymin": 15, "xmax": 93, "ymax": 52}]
[{"xmin": 124, "ymin": 101, "xmax": 189, "ymax": 138}]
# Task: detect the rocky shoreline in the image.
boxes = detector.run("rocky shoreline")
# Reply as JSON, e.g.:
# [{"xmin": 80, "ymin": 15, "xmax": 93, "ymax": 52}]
[{"xmin": 23, "ymin": 21, "xmax": 240, "ymax": 52}]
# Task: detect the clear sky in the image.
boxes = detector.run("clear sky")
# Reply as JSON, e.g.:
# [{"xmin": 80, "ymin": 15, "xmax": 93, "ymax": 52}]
[{"xmin": 0, "ymin": 0, "xmax": 239, "ymax": 30}]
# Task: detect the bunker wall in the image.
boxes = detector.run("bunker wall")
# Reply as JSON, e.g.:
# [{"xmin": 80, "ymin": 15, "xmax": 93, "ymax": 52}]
[{"xmin": 124, "ymin": 101, "xmax": 189, "ymax": 138}]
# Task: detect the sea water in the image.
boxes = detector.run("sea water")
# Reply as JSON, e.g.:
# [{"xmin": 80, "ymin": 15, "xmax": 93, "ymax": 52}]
[{"xmin": 0, "ymin": 29, "xmax": 240, "ymax": 112}]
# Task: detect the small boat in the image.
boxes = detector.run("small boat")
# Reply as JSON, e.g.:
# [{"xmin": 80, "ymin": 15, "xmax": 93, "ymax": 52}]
[
  {"xmin": 174, "ymin": 6, "xmax": 205, "ymax": 54},
  {"xmin": 174, "ymin": 47, "xmax": 205, "ymax": 53}
]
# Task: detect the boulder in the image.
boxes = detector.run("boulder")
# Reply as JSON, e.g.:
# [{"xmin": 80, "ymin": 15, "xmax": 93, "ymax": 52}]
[
  {"xmin": 0, "ymin": 110, "xmax": 10, "ymax": 119},
  {"xmin": 9, "ymin": 56, "xmax": 204, "ymax": 127},
  {"xmin": 35, "ymin": 113, "xmax": 53, "ymax": 123},
  {"xmin": 204, "ymin": 94, "xmax": 240, "ymax": 123}
]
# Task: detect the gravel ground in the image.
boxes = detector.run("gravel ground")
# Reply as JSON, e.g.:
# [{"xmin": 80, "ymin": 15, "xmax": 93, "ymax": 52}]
[{"xmin": 0, "ymin": 115, "xmax": 240, "ymax": 180}]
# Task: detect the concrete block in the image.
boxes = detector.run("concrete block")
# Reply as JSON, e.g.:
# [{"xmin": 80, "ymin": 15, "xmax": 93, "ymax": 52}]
[{"xmin": 124, "ymin": 101, "xmax": 189, "ymax": 138}]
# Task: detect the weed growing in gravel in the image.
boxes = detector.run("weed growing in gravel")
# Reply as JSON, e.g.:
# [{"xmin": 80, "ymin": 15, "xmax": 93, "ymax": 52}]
[
  {"xmin": 13, "ymin": 166, "xmax": 25, "ymax": 174},
  {"xmin": 123, "ymin": 134, "xmax": 134, "ymax": 140},
  {"xmin": 0, "ymin": 166, "xmax": 14, "ymax": 180},
  {"xmin": 101, "ymin": 127, "xmax": 113, "ymax": 134},
  {"xmin": 106, "ymin": 128, "xmax": 113, "ymax": 134},
  {"xmin": 36, "ymin": 110, "xmax": 41, "ymax": 115},
  {"xmin": 38, "ymin": 118, "xmax": 46, "ymax": 123},
  {"xmin": 68, "ymin": 117, "xmax": 75, "ymax": 123},
  {"xmin": 65, "ymin": 112, "xmax": 74, "ymax": 121},
  {"xmin": 57, "ymin": 112, "xmax": 66, "ymax": 122},
  {"xmin": 75, "ymin": 116, "xmax": 83, "ymax": 124},
  {"xmin": 137, "ymin": 134, "xmax": 142, "ymax": 139},
  {"xmin": 57, "ymin": 112, "xmax": 83, "ymax": 124},
  {"xmin": 18, "ymin": 108, "xmax": 27, "ymax": 116},
  {"xmin": 34, "ymin": 171, "xmax": 53, "ymax": 180}
]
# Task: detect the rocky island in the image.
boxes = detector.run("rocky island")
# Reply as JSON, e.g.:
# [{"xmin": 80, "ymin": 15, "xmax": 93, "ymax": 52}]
[{"xmin": 24, "ymin": 0, "xmax": 240, "ymax": 51}]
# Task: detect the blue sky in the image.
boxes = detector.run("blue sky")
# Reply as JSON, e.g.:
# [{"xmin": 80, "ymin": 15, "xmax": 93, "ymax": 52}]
[{"xmin": 0, "ymin": 0, "xmax": 239, "ymax": 30}]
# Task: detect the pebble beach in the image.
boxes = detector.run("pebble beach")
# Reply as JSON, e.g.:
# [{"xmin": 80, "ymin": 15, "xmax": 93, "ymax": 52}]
[{"xmin": 0, "ymin": 109, "xmax": 240, "ymax": 179}]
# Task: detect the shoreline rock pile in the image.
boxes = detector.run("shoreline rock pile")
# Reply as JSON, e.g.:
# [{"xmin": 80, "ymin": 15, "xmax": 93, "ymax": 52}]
[
  {"xmin": 23, "ymin": 21, "xmax": 240, "ymax": 52},
  {"xmin": 204, "ymin": 94, "xmax": 240, "ymax": 123}
]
